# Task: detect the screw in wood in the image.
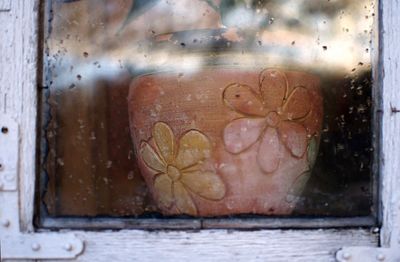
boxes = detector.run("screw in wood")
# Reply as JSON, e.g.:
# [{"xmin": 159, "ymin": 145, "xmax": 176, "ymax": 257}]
[
  {"xmin": 342, "ymin": 252, "xmax": 351, "ymax": 260},
  {"xmin": 63, "ymin": 243, "xmax": 73, "ymax": 251},
  {"xmin": 1, "ymin": 219, "xmax": 10, "ymax": 227},
  {"xmin": 376, "ymin": 253, "xmax": 385, "ymax": 261},
  {"xmin": 31, "ymin": 243, "xmax": 41, "ymax": 251}
]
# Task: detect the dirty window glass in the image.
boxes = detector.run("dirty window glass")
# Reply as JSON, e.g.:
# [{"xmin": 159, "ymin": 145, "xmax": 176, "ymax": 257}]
[{"xmin": 40, "ymin": 0, "xmax": 377, "ymax": 222}]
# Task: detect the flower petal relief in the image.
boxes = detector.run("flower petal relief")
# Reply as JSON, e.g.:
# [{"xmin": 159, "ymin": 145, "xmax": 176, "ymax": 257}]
[
  {"xmin": 140, "ymin": 122, "xmax": 226, "ymax": 215},
  {"xmin": 223, "ymin": 69, "xmax": 314, "ymax": 174}
]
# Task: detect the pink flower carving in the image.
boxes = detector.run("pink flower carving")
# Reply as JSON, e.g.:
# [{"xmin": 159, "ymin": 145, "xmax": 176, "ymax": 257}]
[{"xmin": 223, "ymin": 69, "xmax": 313, "ymax": 174}]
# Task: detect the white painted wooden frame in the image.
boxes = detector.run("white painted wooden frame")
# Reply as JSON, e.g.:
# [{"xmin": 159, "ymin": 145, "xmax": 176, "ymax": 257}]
[{"xmin": 0, "ymin": 0, "xmax": 399, "ymax": 261}]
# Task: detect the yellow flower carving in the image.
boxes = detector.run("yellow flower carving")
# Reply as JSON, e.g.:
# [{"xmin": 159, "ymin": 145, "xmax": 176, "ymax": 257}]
[{"xmin": 140, "ymin": 122, "xmax": 226, "ymax": 216}]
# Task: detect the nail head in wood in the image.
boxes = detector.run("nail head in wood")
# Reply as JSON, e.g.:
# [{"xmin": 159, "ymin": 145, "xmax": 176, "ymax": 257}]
[
  {"xmin": 63, "ymin": 243, "xmax": 73, "ymax": 251},
  {"xmin": 31, "ymin": 243, "xmax": 41, "ymax": 251},
  {"xmin": 1, "ymin": 219, "xmax": 10, "ymax": 227},
  {"xmin": 376, "ymin": 253, "xmax": 385, "ymax": 261},
  {"xmin": 342, "ymin": 252, "xmax": 351, "ymax": 260}
]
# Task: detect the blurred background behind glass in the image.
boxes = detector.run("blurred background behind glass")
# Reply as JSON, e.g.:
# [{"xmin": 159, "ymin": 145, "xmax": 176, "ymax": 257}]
[{"xmin": 42, "ymin": 0, "xmax": 376, "ymax": 217}]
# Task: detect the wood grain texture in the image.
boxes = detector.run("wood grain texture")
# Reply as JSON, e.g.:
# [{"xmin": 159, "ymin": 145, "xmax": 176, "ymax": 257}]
[
  {"xmin": 380, "ymin": 0, "xmax": 400, "ymax": 248},
  {"xmin": 36, "ymin": 229, "xmax": 377, "ymax": 262},
  {"xmin": 0, "ymin": 0, "xmax": 11, "ymax": 12},
  {"xmin": 17, "ymin": 0, "xmax": 39, "ymax": 233},
  {"xmin": 0, "ymin": 0, "xmax": 39, "ymax": 233},
  {"xmin": 1, "ymin": 0, "xmax": 399, "ymax": 261}
]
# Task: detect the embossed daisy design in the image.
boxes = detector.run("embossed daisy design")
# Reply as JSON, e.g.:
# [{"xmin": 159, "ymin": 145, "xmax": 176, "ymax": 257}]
[
  {"xmin": 223, "ymin": 69, "xmax": 314, "ymax": 174},
  {"xmin": 140, "ymin": 122, "xmax": 226, "ymax": 215}
]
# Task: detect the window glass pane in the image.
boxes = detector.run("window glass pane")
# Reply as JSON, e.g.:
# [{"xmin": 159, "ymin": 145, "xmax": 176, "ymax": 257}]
[{"xmin": 40, "ymin": 0, "xmax": 376, "ymax": 220}]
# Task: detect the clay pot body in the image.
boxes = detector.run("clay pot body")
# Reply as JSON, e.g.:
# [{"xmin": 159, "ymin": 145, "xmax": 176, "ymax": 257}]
[{"xmin": 128, "ymin": 67, "xmax": 323, "ymax": 216}]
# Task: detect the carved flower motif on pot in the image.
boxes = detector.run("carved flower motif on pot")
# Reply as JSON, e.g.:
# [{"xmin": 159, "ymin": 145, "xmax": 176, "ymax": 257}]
[
  {"xmin": 140, "ymin": 122, "xmax": 226, "ymax": 215},
  {"xmin": 223, "ymin": 69, "xmax": 315, "ymax": 174}
]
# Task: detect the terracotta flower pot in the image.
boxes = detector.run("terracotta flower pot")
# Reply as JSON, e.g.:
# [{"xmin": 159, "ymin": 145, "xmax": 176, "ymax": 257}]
[
  {"xmin": 128, "ymin": 66, "xmax": 323, "ymax": 217},
  {"xmin": 127, "ymin": 28, "xmax": 322, "ymax": 217}
]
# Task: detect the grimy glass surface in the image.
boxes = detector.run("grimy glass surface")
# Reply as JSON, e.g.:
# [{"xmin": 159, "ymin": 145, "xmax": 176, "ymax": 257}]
[{"xmin": 41, "ymin": 0, "xmax": 376, "ymax": 218}]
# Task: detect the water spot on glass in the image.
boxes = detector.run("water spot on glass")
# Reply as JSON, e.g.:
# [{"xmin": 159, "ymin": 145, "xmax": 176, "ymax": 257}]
[
  {"xmin": 357, "ymin": 105, "xmax": 366, "ymax": 113},
  {"xmin": 286, "ymin": 194, "xmax": 295, "ymax": 203},
  {"xmin": 127, "ymin": 171, "xmax": 134, "ymax": 180},
  {"xmin": 57, "ymin": 158, "xmax": 64, "ymax": 166},
  {"xmin": 336, "ymin": 144, "xmax": 344, "ymax": 151}
]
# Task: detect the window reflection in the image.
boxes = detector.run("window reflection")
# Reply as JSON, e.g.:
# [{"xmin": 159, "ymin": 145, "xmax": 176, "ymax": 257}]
[{"xmin": 42, "ymin": 0, "xmax": 375, "ymax": 218}]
